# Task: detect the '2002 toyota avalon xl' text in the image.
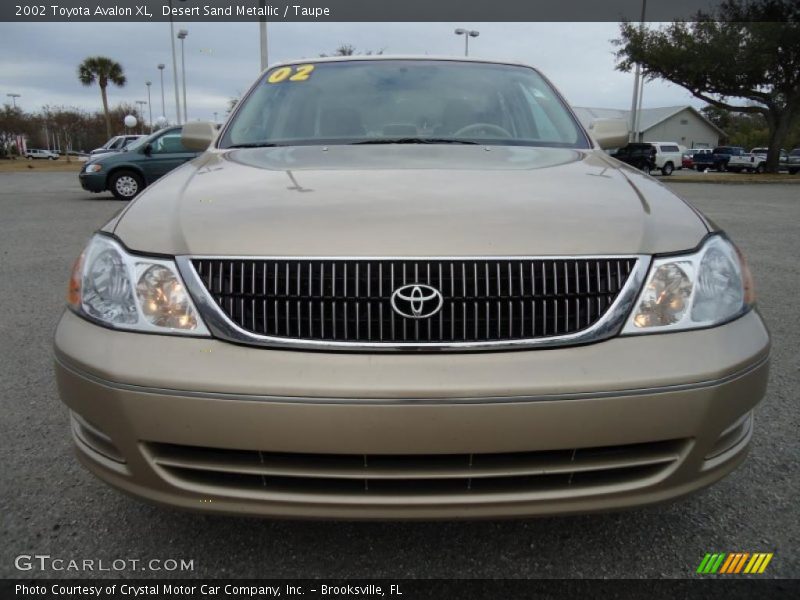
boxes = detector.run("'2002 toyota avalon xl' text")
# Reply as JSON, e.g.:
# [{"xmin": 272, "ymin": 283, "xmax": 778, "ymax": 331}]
[{"xmin": 54, "ymin": 57, "xmax": 770, "ymax": 519}]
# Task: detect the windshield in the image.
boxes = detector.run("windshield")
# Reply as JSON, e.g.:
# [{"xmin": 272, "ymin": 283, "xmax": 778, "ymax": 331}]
[
  {"xmin": 124, "ymin": 129, "xmax": 175, "ymax": 152},
  {"xmin": 220, "ymin": 60, "xmax": 589, "ymax": 149}
]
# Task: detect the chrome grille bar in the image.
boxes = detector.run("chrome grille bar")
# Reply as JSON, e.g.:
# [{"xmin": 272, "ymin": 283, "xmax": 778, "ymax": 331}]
[{"xmin": 181, "ymin": 256, "xmax": 647, "ymax": 351}]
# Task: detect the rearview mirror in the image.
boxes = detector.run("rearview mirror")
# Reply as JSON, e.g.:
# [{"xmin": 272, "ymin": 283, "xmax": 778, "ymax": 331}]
[
  {"xmin": 588, "ymin": 119, "xmax": 629, "ymax": 150},
  {"xmin": 142, "ymin": 143, "xmax": 152, "ymax": 155},
  {"xmin": 181, "ymin": 121, "xmax": 217, "ymax": 152}
]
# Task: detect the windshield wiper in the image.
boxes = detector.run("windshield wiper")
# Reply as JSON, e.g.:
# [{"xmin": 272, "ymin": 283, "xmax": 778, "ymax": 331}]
[
  {"xmin": 226, "ymin": 142, "xmax": 284, "ymax": 149},
  {"xmin": 351, "ymin": 138, "xmax": 479, "ymax": 145}
]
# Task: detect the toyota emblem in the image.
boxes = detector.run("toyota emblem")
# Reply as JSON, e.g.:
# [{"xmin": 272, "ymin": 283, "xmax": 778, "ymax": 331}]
[{"xmin": 390, "ymin": 284, "xmax": 444, "ymax": 319}]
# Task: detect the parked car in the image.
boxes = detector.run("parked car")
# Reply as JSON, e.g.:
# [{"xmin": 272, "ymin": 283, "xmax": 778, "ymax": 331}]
[
  {"xmin": 692, "ymin": 153, "xmax": 714, "ymax": 171},
  {"xmin": 79, "ymin": 126, "xmax": 200, "ymax": 200},
  {"xmin": 727, "ymin": 149, "xmax": 789, "ymax": 173},
  {"xmin": 25, "ymin": 149, "xmax": 59, "ymax": 160},
  {"xmin": 611, "ymin": 143, "xmax": 656, "ymax": 173},
  {"xmin": 788, "ymin": 148, "xmax": 800, "ymax": 174},
  {"xmin": 647, "ymin": 142, "xmax": 683, "ymax": 175},
  {"xmin": 694, "ymin": 146, "xmax": 746, "ymax": 171},
  {"xmin": 56, "ymin": 57, "xmax": 769, "ymax": 519},
  {"xmin": 748, "ymin": 148, "xmax": 790, "ymax": 171},
  {"xmin": 681, "ymin": 148, "xmax": 711, "ymax": 169},
  {"xmin": 90, "ymin": 135, "xmax": 144, "ymax": 156},
  {"xmin": 612, "ymin": 142, "xmax": 680, "ymax": 175}
]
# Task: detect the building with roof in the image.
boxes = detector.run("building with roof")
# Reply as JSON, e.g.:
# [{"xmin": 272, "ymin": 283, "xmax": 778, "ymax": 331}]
[{"xmin": 573, "ymin": 105, "xmax": 726, "ymax": 149}]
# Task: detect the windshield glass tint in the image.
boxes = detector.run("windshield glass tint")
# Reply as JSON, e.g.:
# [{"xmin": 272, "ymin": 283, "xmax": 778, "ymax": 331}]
[
  {"xmin": 126, "ymin": 129, "xmax": 174, "ymax": 152},
  {"xmin": 220, "ymin": 60, "xmax": 588, "ymax": 149}
]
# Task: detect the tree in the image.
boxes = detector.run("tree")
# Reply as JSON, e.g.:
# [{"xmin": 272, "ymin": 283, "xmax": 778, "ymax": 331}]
[
  {"xmin": 1, "ymin": 102, "xmax": 151, "ymax": 155},
  {"xmin": 332, "ymin": 44, "xmax": 356, "ymax": 56},
  {"xmin": 701, "ymin": 105, "xmax": 771, "ymax": 148},
  {"xmin": 320, "ymin": 44, "xmax": 384, "ymax": 57},
  {"xmin": 0, "ymin": 104, "xmax": 26, "ymax": 157},
  {"xmin": 614, "ymin": 0, "xmax": 800, "ymax": 171},
  {"xmin": 77, "ymin": 56, "xmax": 127, "ymax": 140}
]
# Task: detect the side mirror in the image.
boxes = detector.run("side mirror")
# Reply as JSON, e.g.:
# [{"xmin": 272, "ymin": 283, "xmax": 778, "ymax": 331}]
[
  {"xmin": 588, "ymin": 119, "xmax": 629, "ymax": 150},
  {"xmin": 143, "ymin": 143, "xmax": 152, "ymax": 155},
  {"xmin": 181, "ymin": 121, "xmax": 216, "ymax": 152}
]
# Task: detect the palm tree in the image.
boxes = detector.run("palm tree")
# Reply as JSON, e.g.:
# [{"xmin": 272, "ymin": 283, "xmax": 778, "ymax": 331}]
[{"xmin": 77, "ymin": 56, "xmax": 126, "ymax": 139}]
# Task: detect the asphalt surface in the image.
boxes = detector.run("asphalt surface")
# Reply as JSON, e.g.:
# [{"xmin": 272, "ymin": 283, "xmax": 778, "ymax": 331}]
[{"xmin": 0, "ymin": 173, "xmax": 797, "ymax": 579}]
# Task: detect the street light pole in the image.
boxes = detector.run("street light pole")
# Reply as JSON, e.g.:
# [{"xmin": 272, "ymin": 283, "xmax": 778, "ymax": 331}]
[
  {"xmin": 178, "ymin": 29, "xmax": 189, "ymax": 122},
  {"xmin": 454, "ymin": 28, "xmax": 479, "ymax": 57},
  {"xmin": 259, "ymin": 0, "xmax": 269, "ymax": 71},
  {"xmin": 135, "ymin": 101, "xmax": 147, "ymax": 133},
  {"xmin": 7, "ymin": 93, "xmax": 21, "ymax": 108},
  {"xmin": 145, "ymin": 81, "xmax": 153, "ymax": 132},
  {"xmin": 628, "ymin": 0, "xmax": 647, "ymax": 142},
  {"xmin": 157, "ymin": 64, "xmax": 166, "ymax": 121},
  {"xmin": 634, "ymin": 74, "xmax": 645, "ymax": 142},
  {"xmin": 168, "ymin": 0, "xmax": 183, "ymax": 124}
]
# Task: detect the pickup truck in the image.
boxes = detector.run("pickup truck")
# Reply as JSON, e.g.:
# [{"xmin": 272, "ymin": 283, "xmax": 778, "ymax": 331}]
[
  {"xmin": 728, "ymin": 148, "xmax": 791, "ymax": 173},
  {"xmin": 692, "ymin": 146, "xmax": 746, "ymax": 171},
  {"xmin": 727, "ymin": 153, "xmax": 768, "ymax": 173},
  {"xmin": 682, "ymin": 148, "xmax": 711, "ymax": 169},
  {"xmin": 727, "ymin": 149, "xmax": 790, "ymax": 173},
  {"xmin": 788, "ymin": 148, "xmax": 800, "ymax": 174}
]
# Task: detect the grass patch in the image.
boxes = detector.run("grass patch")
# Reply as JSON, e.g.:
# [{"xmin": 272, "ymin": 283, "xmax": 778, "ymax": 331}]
[
  {"xmin": 667, "ymin": 172, "xmax": 800, "ymax": 184},
  {"xmin": 0, "ymin": 159, "xmax": 84, "ymax": 173}
]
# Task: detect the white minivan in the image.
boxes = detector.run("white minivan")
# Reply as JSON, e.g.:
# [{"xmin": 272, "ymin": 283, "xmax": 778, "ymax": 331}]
[{"xmin": 646, "ymin": 142, "xmax": 683, "ymax": 176}]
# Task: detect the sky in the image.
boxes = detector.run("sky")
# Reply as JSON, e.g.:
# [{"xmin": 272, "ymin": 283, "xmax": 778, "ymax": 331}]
[{"xmin": 0, "ymin": 21, "xmax": 703, "ymax": 124}]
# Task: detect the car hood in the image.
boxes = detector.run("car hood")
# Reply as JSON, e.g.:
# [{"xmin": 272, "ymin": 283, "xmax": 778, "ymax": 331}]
[
  {"xmin": 86, "ymin": 152, "xmax": 115, "ymax": 162},
  {"xmin": 112, "ymin": 145, "xmax": 709, "ymax": 256},
  {"xmin": 87, "ymin": 149, "xmax": 133, "ymax": 166}
]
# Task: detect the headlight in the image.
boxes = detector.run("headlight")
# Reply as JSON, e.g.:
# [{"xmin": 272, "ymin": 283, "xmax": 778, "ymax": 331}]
[
  {"xmin": 67, "ymin": 234, "xmax": 209, "ymax": 335},
  {"xmin": 85, "ymin": 163, "xmax": 102, "ymax": 173},
  {"xmin": 623, "ymin": 235, "xmax": 754, "ymax": 334}
]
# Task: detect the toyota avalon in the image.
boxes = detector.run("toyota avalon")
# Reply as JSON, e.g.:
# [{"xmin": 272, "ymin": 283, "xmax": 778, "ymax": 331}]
[{"xmin": 54, "ymin": 57, "xmax": 770, "ymax": 518}]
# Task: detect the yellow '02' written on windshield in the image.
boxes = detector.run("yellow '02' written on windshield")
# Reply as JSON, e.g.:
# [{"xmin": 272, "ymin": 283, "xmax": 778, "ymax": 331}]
[{"xmin": 267, "ymin": 65, "xmax": 316, "ymax": 83}]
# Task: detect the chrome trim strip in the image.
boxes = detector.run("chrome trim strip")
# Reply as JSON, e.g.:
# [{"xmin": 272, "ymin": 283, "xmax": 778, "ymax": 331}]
[
  {"xmin": 55, "ymin": 352, "xmax": 769, "ymax": 406},
  {"xmin": 176, "ymin": 255, "xmax": 650, "ymax": 352}
]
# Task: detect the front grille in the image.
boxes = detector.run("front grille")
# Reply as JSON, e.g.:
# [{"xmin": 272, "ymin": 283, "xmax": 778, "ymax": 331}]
[
  {"xmin": 146, "ymin": 439, "xmax": 685, "ymax": 498},
  {"xmin": 189, "ymin": 258, "xmax": 637, "ymax": 344}
]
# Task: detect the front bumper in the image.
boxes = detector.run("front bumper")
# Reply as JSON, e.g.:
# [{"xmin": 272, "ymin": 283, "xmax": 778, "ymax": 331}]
[
  {"xmin": 78, "ymin": 171, "xmax": 106, "ymax": 193},
  {"xmin": 54, "ymin": 309, "xmax": 770, "ymax": 519}
]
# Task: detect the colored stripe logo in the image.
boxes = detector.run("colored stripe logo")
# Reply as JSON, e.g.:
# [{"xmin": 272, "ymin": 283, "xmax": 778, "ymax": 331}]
[{"xmin": 697, "ymin": 552, "xmax": 773, "ymax": 574}]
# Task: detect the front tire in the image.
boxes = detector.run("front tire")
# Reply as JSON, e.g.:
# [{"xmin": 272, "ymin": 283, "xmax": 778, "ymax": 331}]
[
  {"xmin": 661, "ymin": 162, "xmax": 674, "ymax": 176},
  {"xmin": 109, "ymin": 170, "xmax": 144, "ymax": 200},
  {"xmin": 755, "ymin": 163, "xmax": 766, "ymax": 174}
]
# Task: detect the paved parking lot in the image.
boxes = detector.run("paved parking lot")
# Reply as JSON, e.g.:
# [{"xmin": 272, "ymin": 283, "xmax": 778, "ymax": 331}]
[{"xmin": 0, "ymin": 172, "xmax": 797, "ymax": 579}]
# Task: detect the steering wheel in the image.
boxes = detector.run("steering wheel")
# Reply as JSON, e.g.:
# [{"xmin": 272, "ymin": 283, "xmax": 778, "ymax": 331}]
[{"xmin": 452, "ymin": 123, "xmax": 513, "ymax": 139}]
